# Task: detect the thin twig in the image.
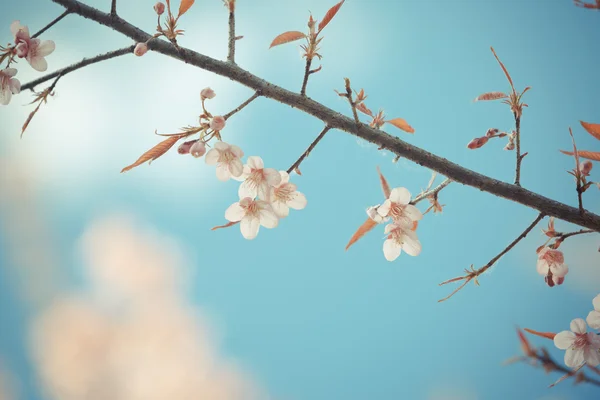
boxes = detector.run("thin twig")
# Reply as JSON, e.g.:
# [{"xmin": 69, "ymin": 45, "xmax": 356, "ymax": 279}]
[
  {"xmin": 32, "ymin": 10, "xmax": 71, "ymax": 38},
  {"xmin": 227, "ymin": 5, "xmax": 236, "ymax": 63},
  {"xmin": 438, "ymin": 213, "xmax": 545, "ymax": 302},
  {"xmin": 110, "ymin": 0, "xmax": 117, "ymax": 16},
  {"xmin": 223, "ymin": 91, "xmax": 261, "ymax": 120},
  {"xmin": 568, "ymin": 127, "xmax": 585, "ymax": 213},
  {"xmin": 342, "ymin": 78, "xmax": 360, "ymax": 124},
  {"xmin": 412, "ymin": 178, "xmax": 452, "ymax": 205},
  {"xmin": 287, "ymin": 126, "xmax": 331, "ymax": 174},
  {"xmin": 514, "ymin": 114, "xmax": 523, "ymax": 186},
  {"xmin": 21, "ymin": 46, "xmax": 134, "ymax": 91},
  {"xmin": 558, "ymin": 229, "xmax": 595, "ymax": 241},
  {"xmin": 300, "ymin": 58, "xmax": 312, "ymax": 96}
]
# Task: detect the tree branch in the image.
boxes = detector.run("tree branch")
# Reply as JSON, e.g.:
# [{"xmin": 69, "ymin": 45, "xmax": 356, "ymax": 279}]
[
  {"xmin": 287, "ymin": 126, "xmax": 331, "ymax": 174},
  {"xmin": 300, "ymin": 58, "xmax": 312, "ymax": 96},
  {"xmin": 223, "ymin": 91, "xmax": 261, "ymax": 120},
  {"xmin": 44, "ymin": 0, "xmax": 600, "ymax": 231},
  {"xmin": 33, "ymin": 10, "xmax": 71, "ymax": 38},
  {"xmin": 412, "ymin": 178, "xmax": 452, "ymax": 205},
  {"xmin": 514, "ymin": 114, "xmax": 523, "ymax": 186},
  {"xmin": 227, "ymin": 6, "xmax": 236, "ymax": 63},
  {"xmin": 21, "ymin": 46, "xmax": 134, "ymax": 91},
  {"xmin": 110, "ymin": 0, "xmax": 117, "ymax": 16}
]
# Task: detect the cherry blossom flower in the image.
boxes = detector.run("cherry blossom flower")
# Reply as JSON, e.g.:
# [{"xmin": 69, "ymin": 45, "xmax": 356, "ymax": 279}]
[
  {"xmin": 0, "ymin": 68, "xmax": 21, "ymax": 106},
  {"xmin": 200, "ymin": 87, "xmax": 216, "ymax": 100},
  {"xmin": 177, "ymin": 140, "xmax": 195, "ymax": 155},
  {"xmin": 154, "ymin": 1, "xmax": 165, "ymax": 15},
  {"xmin": 134, "ymin": 43, "xmax": 148, "ymax": 57},
  {"xmin": 554, "ymin": 318, "xmax": 600, "ymax": 368},
  {"xmin": 269, "ymin": 171, "xmax": 307, "ymax": 218},
  {"xmin": 366, "ymin": 204, "xmax": 389, "ymax": 224},
  {"xmin": 536, "ymin": 247, "xmax": 568, "ymax": 287},
  {"xmin": 205, "ymin": 141, "xmax": 244, "ymax": 181},
  {"xmin": 11, "ymin": 21, "xmax": 55, "ymax": 72},
  {"xmin": 377, "ymin": 187, "xmax": 423, "ymax": 225},
  {"xmin": 382, "ymin": 220, "xmax": 422, "ymax": 262},
  {"xmin": 190, "ymin": 141, "xmax": 206, "ymax": 158},
  {"xmin": 210, "ymin": 115, "xmax": 226, "ymax": 131},
  {"xmin": 237, "ymin": 156, "xmax": 281, "ymax": 201},
  {"xmin": 225, "ymin": 196, "xmax": 278, "ymax": 240},
  {"xmin": 586, "ymin": 294, "xmax": 600, "ymax": 330}
]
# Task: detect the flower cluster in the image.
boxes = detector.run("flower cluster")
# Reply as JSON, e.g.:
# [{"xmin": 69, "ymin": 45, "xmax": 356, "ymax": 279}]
[
  {"xmin": 185, "ymin": 87, "xmax": 307, "ymax": 240},
  {"xmin": 536, "ymin": 246, "xmax": 568, "ymax": 287},
  {"xmin": 371, "ymin": 187, "xmax": 423, "ymax": 261},
  {"xmin": 1, "ymin": 21, "xmax": 56, "ymax": 106},
  {"xmin": 554, "ymin": 294, "xmax": 600, "ymax": 368}
]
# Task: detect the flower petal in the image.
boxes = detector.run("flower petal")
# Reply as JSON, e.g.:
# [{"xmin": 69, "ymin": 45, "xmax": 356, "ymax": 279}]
[
  {"xmin": 214, "ymin": 141, "xmax": 230, "ymax": 151},
  {"xmin": 224, "ymin": 202, "xmax": 245, "ymax": 222},
  {"xmin": 278, "ymin": 171, "xmax": 290, "ymax": 185},
  {"xmin": 28, "ymin": 56, "xmax": 48, "ymax": 72},
  {"xmin": 230, "ymin": 144, "xmax": 244, "ymax": 158},
  {"xmin": 536, "ymin": 260, "xmax": 549, "ymax": 276},
  {"xmin": 229, "ymin": 158, "xmax": 244, "ymax": 178},
  {"xmin": 586, "ymin": 310, "xmax": 600, "ymax": 330},
  {"xmin": 584, "ymin": 340, "xmax": 600, "ymax": 367},
  {"xmin": 9, "ymin": 78, "xmax": 20, "ymax": 94},
  {"xmin": 263, "ymin": 168, "xmax": 282, "ymax": 187},
  {"xmin": 271, "ymin": 201, "xmax": 290, "ymax": 218},
  {"xmin": 554, "ymin": 331, "xmax": 576, "ymax": 350},
  {"xmin": 215, "ymin": 164, "xmax": 231, "ymax": 181},
  {"xmin": 564, "ymin": 347, "xmax": 585, "ymax": 369},
  {"xmin": 4, "ymin": 68, "xmax": 17, "ymax": 77},
  {"xmin": 377, "ymin": 200, "xmax": 391, "ymax": 217},
  {"xmin": 593, "ymin": 294, "xmax": 600, "ymax": 311},
  {"xmin": 288, "ymin": 191, "xmax": 307, "ymax": 210},
  {"xmin": 256, "ymin": 181, "xmax": 271, "ymax": 201},
  {"xmin": 259, "ymin": 208, "xmax": 279, "ymax": 229},
  {"xmin": 0, "ymin": 88, "xmax": 12, "ymax": 105},
  {"xmin": 205, "ymin": 148, "xmax": 220, "ymax": 165},
  {"xmin": 390, "ymin": 187, "xmax": 411, "ymax": 205},
  {"xmin": 403, "ymin": 204, "xmax": 423, "ymax": 221},
  {"xmin": 401, "ymin": 232, "xmax": 422, "ymax": 256},
  {"xmin": 240, "ymin": 216, "xmax": 260, "ymax": 240},
  {"xmin": 239, "ymin": 180, "xmax": 257, "ymax": 200},
  {"xmin": 570, "ymin": 318, "xmax": 587, "ymax": 335},
  {"xmin": 383, "ymin": 239, "xmax": 402, "ymax": 261},
  {"xmin": 247, "ymin": 156, "xmax": 264, "ymax": 170},
  {"xmin": 37, "ymin": 40, "xmax": 55, "ymax": 57}
]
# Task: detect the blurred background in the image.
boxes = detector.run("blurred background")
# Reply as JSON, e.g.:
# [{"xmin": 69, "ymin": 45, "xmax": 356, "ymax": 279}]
[{"xmin": 1, "ymin": 0, "xmax": 600, "ymax": 399}]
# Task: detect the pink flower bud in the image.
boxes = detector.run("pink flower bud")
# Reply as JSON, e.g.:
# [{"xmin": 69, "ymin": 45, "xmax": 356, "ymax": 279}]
[
  {"xmin": 15, "ymin": 42, "xmax": 28, "ymax": 58},
  {"xmin": 134, "ymin": 42, "xmax": 148, "ymax": 57},
  {"xmin": 467, "ymin": 136, "xmax": 489, "ymax": 149},
  {"xmin": 178, "ymin": 140, "xmax": 196, "ymax": 154},
  {"xmin": 200, "ymin": 87, "xmax": 216, "ymax": 100},
  {"xmin": 210, "ymin": 116, "xmax": 226, "ymax": 131},
  {"xmin": 190, "ymin": 140, "xmax": 206, "ymax": 158},
  {"xmin": 485, "ymin": 128, "xmax": 499, "ymax": 137},
  {"xmin": 579, "ymin": 161, "xmax": 593, "ymax": 177},
  {"xmin": 154, "ymin": 2, "xmax": 165, "ymax": 15}
]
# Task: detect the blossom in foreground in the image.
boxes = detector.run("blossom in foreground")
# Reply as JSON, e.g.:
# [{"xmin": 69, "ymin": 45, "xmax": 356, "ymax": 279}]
[
  {"xmin": 536, "ymin": 247, "xmax": 568, "ymax": 287},
  {"xmin": 269, "ymin": 171, "xmax": 307, "ymax": 218},
  {"xmin": 11, "ymin": 21, "xmax": 55, "ymax": 71},
  {"xmin": 377, "ymin": 187, "xmax": 423, "ymax": 225},
  {"xmin": 553, "ymin": 318, "xmax": 600, "ymax": 368},
  {"xmin": 225, "ymin": 196, "xmax": 278, "ymax": 240},
  {"xmin": 586, "ymin": 294, "xmax": 600, "ymax": 330},
  {"xmin": 200, "ymin": 87, "xmax": 216, "ymax": 100},
  {"xmin": 382, "ymin": 220, "xmax": 422, "ymax": 261},
  {"xmin": 205, "ymin": 141, "xmax": 244, "ymax": 181},
  {"xmin": 237, "ymin": 156, "xmax": 281, "ymax": 201},
  {"xmin": 0, "ymin": 68, "xmax": 21, "ymax": 105}
]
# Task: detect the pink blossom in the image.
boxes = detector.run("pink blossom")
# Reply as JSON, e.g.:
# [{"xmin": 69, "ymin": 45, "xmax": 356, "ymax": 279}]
[
  {"xmin": 269, "ymin": 171, "xmax": 307, "ymax": 218},
  {"xmin": 382, "ymin": 220, "xmax": 422, "ymax": 261},
  {"xmin": 177, "ymin": 140, "xmax": 195, "ymax": 155},
  {"xmin": 0, "ymin": 68, "xmax": 21, "ymax": 106},
  {"xmin": 190, "ymin": 141, "xmax": 206, "ymax": 158},
  {"xmin": 536, "ymin": 247, "xmax": 568, "ymax": 287},
  {"xmin": 554, "ymin": 318, "xmax": 600, "ymax": 368},
  {"xmin": 200, "ymin": 87, "xmax": 216, "ymax": 100},
  {"xmin": 134, "ymin": 43, "xmax": 148, "ymax": 57},
  {"xmin": 237, "ymin": 156, "xmax": 281, "ymax": 201},
  {"xmin": 154, "ymin": 2, "xmax": 165, "ymax": 15},
  {"xmin": 204, "ymin": 141, "xmax": 244, "ymax": 181},
  {"xmin": 225, "ymin": 196, "xmax": 278, "ymax": 240},
  {"xmin": 586, "ymin": 294, "xmax": 600, "ymax": 330},
  {"xmin": 377, "ymin": 187, "xmax": 423, "ymax": 225},
  {"xmin": 210, "ymin": 116, "xmax": 226, "ymax": 131},
  {"xmin": 579, "ymin": 161, "xmax": 593, "ymax": 177},
  {"xmin": 10, "ymin": 21, "xmax": 55, "ymax": 72}
]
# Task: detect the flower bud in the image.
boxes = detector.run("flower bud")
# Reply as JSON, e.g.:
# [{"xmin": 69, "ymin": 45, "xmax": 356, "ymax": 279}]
[
  {"xmin": 210, "ymin": 115, "xmax": 226, "ymax": 131},
  {"xmin": 579, "ymin": 161, "xmax": 593, "ymax": 177},
  {"xmin": 467, "ymin": 136, "xmax": 489, "ymax": 149},
  {"xmin": 154, "ymin": 2, "xmax": 165, "ymax": 15},
  {"xmin": 178, "ymin": 140, "xmax": 196, "ymax": 155},
  {"xmin": 504, "ymin": 142, "xmax": 515, "ymax": 151},
  {"xmin": 485, "ymin": 128, "xmax": 499, "ymax": 137},
  {"xmin": 190, "ymin": 140, "xmax": 207, "ymax": 158},
  {"xmin": 134, "ymin": 42, "xmax": 148, "ymax": 57},
  {"xmin": 200, "ymin": 87, "xmax": 216, "ymax": 100}
]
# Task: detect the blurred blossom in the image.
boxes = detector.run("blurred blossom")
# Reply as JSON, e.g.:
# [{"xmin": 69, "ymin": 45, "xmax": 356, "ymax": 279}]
[{"xmin": 31, "ymin": 215, "xmax": 265, "ymax": 400}]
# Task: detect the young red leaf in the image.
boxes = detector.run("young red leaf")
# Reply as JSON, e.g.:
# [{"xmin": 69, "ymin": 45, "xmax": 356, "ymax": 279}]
[
  {"xmin": 345, "ymin": 218, "xmax": 377, "ymax": 251},
  {"xmin": 560, "ymin": 149, "xmax": 600, "ymax": 161},
  {"xmin": 490, "ymin": 46, "xmax": 515, "ymax": 93},
  {"xmin": 356, "ymin": 102, "xmax": 373, "ymax": 117},
  {"xmin": 523, "ymin": 328, "xmax": 556, "ymax": 340},
  {"xmin": 178, "ymin": 0, "xmax": 194, "ymax": 17},
  {"xmin": 516, "ymin": 328, "xmax": 535, "ymax": 356},
  {"xmin": 377, "ymin": 166, "xmax": 391, "ymax": 198},
  {"xmin": 121, "ymin": 135, "xmax": 181, "ymax": 173},
  {"xmin": 580, "ymin": 120, "xmax": 600, "ymax": 141},
  {"xmin": 386, "ymin": 118, "xmax": 415, "ymax": 133},
  {"xmin": 269, "ymin": 31, "xmax": 306, "ymax": 48},
  {"xmin": 474, "ymin": 91, "xmax": 508, "ymax": 102},
  {"xmin": 318, "ymin": 0, "xmax": 345, "ymax": 34}
]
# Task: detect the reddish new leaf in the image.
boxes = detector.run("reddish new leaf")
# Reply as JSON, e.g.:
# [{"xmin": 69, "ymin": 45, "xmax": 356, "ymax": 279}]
[
  {"xmin": 121, "ymin": 135, "xmax": 181, "ymax": 173},
  {"xmin": 560, "ymin": 149, "xmax": 600, "ymax": 161},
  {"xmin": 580, "ymin": 120, "xmax": 600, "ymax": 141},
  {"xmin": 178, "ymin": 0, "xmax": 195, "ymax": 17},
  {"xmin": 474, "ymin": 91, "xmax": 508, "ymax": 102},
  {"xmin": 386, "ymin": 118, "xmax": 415, "ymax": 134},
  {"xmin": 516, "ymin": 328, "xmax": 535, "ymax": 356},
  {"xmin": 356, "ymin": 102, "xmax": 373, "ymax": 117},
  {"xmin": 490, "ymin": 46, "xmax": 515, "ymax": 93},
  {"xmin": 523, "ymin": 328, "xmax": 556, "ymax": 340},
  {"xmin": 377, "ymin": 166, "xmax": 391, "ymax": 198},
  {"xmin": 269, "ymin": 31, "xmax": 306, "ymax": 48},
  {"xmin": 318, "ymin": 0, "xmax": 345, "ymax": 34},
  {"xmin": 345, "ymin": 218, "xmax": 377, "ymax": 251}
]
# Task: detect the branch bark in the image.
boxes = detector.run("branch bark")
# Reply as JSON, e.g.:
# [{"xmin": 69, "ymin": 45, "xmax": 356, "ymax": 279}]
[
  {"xmin": 32, "ymin": 10, "xmax": 71, "ymax": 38},
  {"xmin": 44, "ymin": 0, "xmax": 600, "ymax": 232}
]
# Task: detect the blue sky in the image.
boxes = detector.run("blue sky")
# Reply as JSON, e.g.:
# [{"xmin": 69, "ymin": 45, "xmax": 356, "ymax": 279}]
[{"xmin": 1, "ymin": 0, "xmax": 600, "ymax": 399}]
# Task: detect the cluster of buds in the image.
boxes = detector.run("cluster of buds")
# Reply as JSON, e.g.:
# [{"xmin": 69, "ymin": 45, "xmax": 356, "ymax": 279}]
[
  {"xmin": 466, "ymin": 128, "xmax": 508, "ymax": 149},
  {"xmin": 151, "ymin": 0, "xmax": 195, "ymax": 46}
]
